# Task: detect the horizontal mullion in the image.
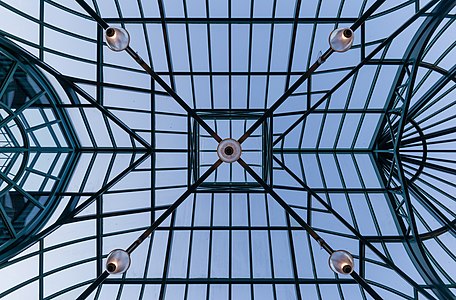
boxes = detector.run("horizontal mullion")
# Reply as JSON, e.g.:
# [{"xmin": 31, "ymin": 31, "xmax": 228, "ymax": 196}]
[
  {"xmin": 274, "ymin": 109, "xmax": 384, "ymax": 117},
  {"xmin": 104, "ymin": 278, "xmax": 357, "ymax": 284},
  {"xmin": 273, "ymin": 148, "xmax": 372, "ymax": 153},
  {"xmin": 103, "ymin": 17, "xmax": 358, "ymax": 24},
  {"xmin": 153, "ymin": 130, "xmax": 188, "ymax": 135},
  {"xmin": 273, "ymin": 184, "xmax": 390, "ymax": 193},
  {"xmin": 69, "ymin": 205, "xmax": 172, "ymax": 223}
]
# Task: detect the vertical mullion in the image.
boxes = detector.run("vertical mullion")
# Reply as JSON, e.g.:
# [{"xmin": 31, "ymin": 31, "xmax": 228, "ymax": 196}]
[
  {"xmin": 295, "ymin": 76, "xmax": 311, "ymax": 150},
  {"xmin": 206, "ymin": 193, "xmax": 215, "ymax": 299},
  {"xmin": 228, "ymin": 0, "xmax": 232, "ymax": 186},
  {"xmin": 353, "ymin": 153, "xmax": 393, "ymax": 261},
  {"xmin": 284, "ymin": 0, "xmax": 303, "ymax": 90},
  {"xmin": 243, "ymin": 1, "xmax": 255, "ymax": 183},
  {"xmin": 315, "ymin": 96, "xmax": 331, "ymax": 149},
  {"xmin": 332, "ymin": 73, "xmax": 358, "ymax": 149},
  {"xmin": 306, "ymin": 0, "xmax": 322, "ymax": 70},
  {"xmin": 264, "ymin": 195, "xmax": 278, "ymax": 300},
  {"xmin": 39, "ymin": 239, "xmax": 44, "ymax": 300},
  {"xmin": 263, "ymin": 0, "xmax": 278, "ymax": 110},
  {"xmin": 78, "ymin": 107, "xmax": 98, "ymax": 148},
  {"xmin": 115, "ymin": 273, "xmax": 126, "ymax": 300},
  {"xmin": 95, "ymin": 21, "xmax": 105, "ymax": 281},
  {"xmin": 184, "ymin": 194, "xmax": 198, "ymax": 299},
  {"xmin": 359, "ymin": 241, "xmax": 365, "ymax": 278},
  {"xmin": 358, "ymin": 242, "xmax": 367, "ymax": 300},
  {"xmin": 0, "ymin": 62, "xmax": 18, "ymax": 98},
  {"xmin": 149, "ymin": 65, "xmax": 157, "ymax": 300},
  {"xmin": 151, "ymin": 77, "xmax": 156, "ymax": 223},
  {"xmin": 205, "ymin": 0, "xmax": 215, "ymax": 112},
  {"xmin": 285, "ymin": 215, "xmax": 303, "ymax": 300},
  {"xmin": 183, "ymin": 0, "xmax": 197, "ymax": 108},
  {"xmin": 138, "ymin": 230, "xmax": 155, "ymax": 300},
  {"xmin": 334, "ymin": 0, "xmax": 346, "ymax": 29},
  {"xmin": 245, "ymin": 0, "xmax": 255, "ymax": 113},
  {"xmin": 297, "ymin": 154, "xmax": 312, "ymax": 225},
  {"xmin": 137, "ymin": 0, "xmax": 154, "ymax": 68},
  {"xmin": 247, "ymin": 194, "xmax": 254, "ymax": 300},
  {"xmin": 229, "ymin": 192, "xmax": 233, "ymax": 300},
  {"xmin": 157, "ymin": 0, "xmax": 176, "ymax": 90},
  {"xmin": 307, "ymin": 233, "xmax": 323, "ymax": 300},
  {"xmin": 315, "ymin": 154, "xmax": 331, "ymax": 208},
  {"xmin": 361, "ymin": 23, "xmax": 366, "ymax": 60},
  {"xmin": 39, "ymin": 0, "xmax": 44, "ymax": 61},
  {"xmin": 331, "ymin": 153, "xmax": 348, "ymax": 300},
  {"xmin": 158, "ymin": 213, "xmax": 177, "ymax": 300},
  {"xmin": 96, "ymin": 194, "xmax": 103, "ymax": 278},
  {"xmin": 95, "ymin": 13, "xmax": 116, "ymax": 149},
  {"xmin": 367, "ymin": 47, "xmax": 392, "ymax": 150},
  {"xmin": 0, "ymin": 203, "xmax": 15, "ymax": 238}
]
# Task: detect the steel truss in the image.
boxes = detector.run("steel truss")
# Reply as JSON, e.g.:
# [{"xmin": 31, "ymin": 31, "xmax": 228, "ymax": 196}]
[{"xmin": 0, "ymin": 0, "xmax": 455, "ymax": 299}]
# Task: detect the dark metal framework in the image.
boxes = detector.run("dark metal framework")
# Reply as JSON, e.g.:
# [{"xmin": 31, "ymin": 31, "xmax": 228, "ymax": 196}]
[{"xmin": 0, "ymin": 0, "xmax": 455, "ymax": 299}]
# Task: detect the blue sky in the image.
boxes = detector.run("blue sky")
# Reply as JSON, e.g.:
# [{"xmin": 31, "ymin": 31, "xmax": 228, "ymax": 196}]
[{"xmin": 0, "ymin": 0, "xmax": 455, "ymax": 299}]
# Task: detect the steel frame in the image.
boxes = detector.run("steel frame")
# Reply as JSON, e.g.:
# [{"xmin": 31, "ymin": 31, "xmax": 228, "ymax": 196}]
[
  {"xmin": 0, "ymin": 0, "xmax": 454, "ymax": 299},
  {"xmin": 0, "ymin": 41, "xmax": 80, "ymax": 259}
]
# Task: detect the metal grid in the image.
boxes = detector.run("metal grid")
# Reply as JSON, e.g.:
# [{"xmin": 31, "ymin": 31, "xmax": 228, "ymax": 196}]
[{"xmin": 0, "ymin": 0, "xmax": 455, "ymax": 299}]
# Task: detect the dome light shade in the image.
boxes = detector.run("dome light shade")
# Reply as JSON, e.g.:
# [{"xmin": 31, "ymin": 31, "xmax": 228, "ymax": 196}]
[
  {"xmin": 329, "ymin": 250, "xmax": 354, "ymax": 275},
  {"xmin": 217, "ymin": 138, "xmax": 242, "ymax": 163},
  {"xmin": 105, "ymin": 27, "xmax": 130, "ymax": 52},
  {"xmin": 329, "ymin": 28, "xmax": 354, "ymax": 52},
  {"xmin": 106, "ymin": 249, "xmax": 131, "ymax": 274}
]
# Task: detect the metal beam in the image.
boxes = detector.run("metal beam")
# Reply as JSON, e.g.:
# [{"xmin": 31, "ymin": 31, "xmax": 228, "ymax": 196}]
[
  {"xmin": 74, "ymin": 0, "xmax": 221, "ymax": 143},
  {"xmin": 76, "ymin": 159, "xmax": 222, "ymax": 299},
  {"xmin": 373, "ymin": 1, "xmax": 456, "ymax": 298},
  {"xmin": 272, "ymin": 0, "xmax": 439, "ymax": 147},
  {"xmin": 272, "ymin": 155, "xmax": 437, "ymax": 300},
  {"xmin": 237, "ymin": 158, "xmax": 383, "ymax": 300},
  {"xmin": 103, "ymin": 17, "xmax": 359, "ymax": 24},
  {"xmin": 238, "ymin": 0, "xmax": 386, "ymax": 144},
  {"xmin": 0, "ymin": 35, "xmax": 151, "ymax": 149}
]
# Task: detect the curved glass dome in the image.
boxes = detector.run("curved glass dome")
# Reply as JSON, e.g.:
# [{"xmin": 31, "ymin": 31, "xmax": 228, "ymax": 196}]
[
  {"xmin": 0, "ymin": 43, "xmax": 78, "ymax": 257},
  {"xmin": 0, "ymin": 0, "xmax": 455, "ymax": 300}
]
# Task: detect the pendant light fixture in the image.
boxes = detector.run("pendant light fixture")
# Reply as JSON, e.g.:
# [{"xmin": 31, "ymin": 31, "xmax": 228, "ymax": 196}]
[
  {"xmin": 105, "ymin": 27, "xmax": 130, "ymax": 52},
  {"xmin": 329, "ymin": 28, "xmax": 354, "ymax": 52},
  {"xmin": 106, "ymin": 249, "xmax": 131, "ymax": 274},
  {"xmin": 217, "ymin": 138, "xmax": 242, "ymax": 163},
  {"xmin": 329, "ymin": 250, "xmax": 355, "ymax": 275}
]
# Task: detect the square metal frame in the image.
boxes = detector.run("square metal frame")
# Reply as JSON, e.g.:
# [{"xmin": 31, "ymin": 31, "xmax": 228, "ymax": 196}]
[{"xmin": 188, "ymin": 109, "xmax": 272, "ymax": 193}]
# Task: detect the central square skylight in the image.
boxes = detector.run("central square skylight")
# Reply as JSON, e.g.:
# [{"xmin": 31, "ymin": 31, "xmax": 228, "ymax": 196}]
[{"xmin": 189, "ymin": 109, "xmax": 272, "ymax": 192}]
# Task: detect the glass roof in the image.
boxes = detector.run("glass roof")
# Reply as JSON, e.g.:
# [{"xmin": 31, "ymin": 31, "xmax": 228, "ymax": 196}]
[{"xmin": 0, "ymin": 0, "xmax": 455, "ymax": 299}]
